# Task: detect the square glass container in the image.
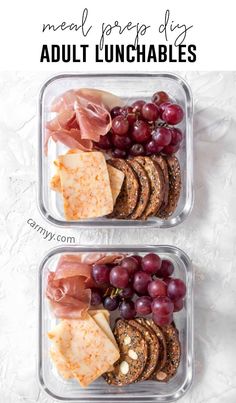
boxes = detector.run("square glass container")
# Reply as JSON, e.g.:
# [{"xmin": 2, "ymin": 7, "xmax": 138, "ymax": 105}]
[
  {"xmin": 38, "ymin": 245, "xmax": 194, "ymax": 402},
  {"xmin": 38, "ymin": 73, "xmax": 193, "ymax": 228}
]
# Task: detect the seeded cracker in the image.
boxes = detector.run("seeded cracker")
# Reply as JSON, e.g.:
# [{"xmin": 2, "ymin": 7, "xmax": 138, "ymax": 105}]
[
  {"xmin": 155, "ymin": 324, "xmax": 181, "ymax": 382},
  {"xmin": 103, "ymin": 319, "xmax": 148, "ymax": 386},
  {"xmin": 107, "ymin": 159, "xmax": 139, "ymax": 219},
  {"xmin": 151, "ymin": 155, "xmax": 169, "ymax": 209},
  {"xmin": 135, "ymin": 157, "xmax": 165, "ymax": 219},
  {"xmin": 127, "ymin": 159, "xmax": 151, "ymax": 219},
  {"xmin": 145, "ymin": 319, "xmax": 167, "ymax": 375},
  {"xmin": 157, "ymin": 155, "xmax": 181, "ymax": 219},
  {"xmin": 132, "ymin": 318, "xmax": 159, "ymax": 380}
]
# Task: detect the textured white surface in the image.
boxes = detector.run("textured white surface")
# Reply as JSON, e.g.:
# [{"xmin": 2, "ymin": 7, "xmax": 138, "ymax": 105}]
[{"xmin": 0, "ymin": 71, "xmax": 236, "ymax": 403}]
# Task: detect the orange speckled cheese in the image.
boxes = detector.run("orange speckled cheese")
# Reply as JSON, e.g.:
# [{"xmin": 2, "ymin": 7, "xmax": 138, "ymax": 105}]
[
  {"xmin": 48, "ymin": 315, "xmax": 120, "ymax": 387},
  {"xmin": 107, "ymin": 164, "xmax": 124, "ymax": 204},
  {"xmin": 58, "ymin": 152, "xmax": 114, "ymax": 220}
]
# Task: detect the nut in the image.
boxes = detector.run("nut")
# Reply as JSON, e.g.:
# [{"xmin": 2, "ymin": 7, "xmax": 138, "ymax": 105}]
[
  {"xmin": 156, "ymin": 371, "xmax": 167, "ymax": 381},
  {"xmin": 119, "ymin": 361, "xmax": 129, "ymax": 375},
  {"xmin": 124, "ymin": 335, "xmax": 131, "ymax": 345},
  {"xmin": 128, "ymin": 349, "xmax": 138, "ymax": 360}
]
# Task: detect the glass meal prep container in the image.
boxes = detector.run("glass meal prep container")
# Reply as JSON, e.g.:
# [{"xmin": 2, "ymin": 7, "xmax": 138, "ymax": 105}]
[
  {"xmin": 38, "ymin": 245, "xmax": 194, "ymax": 402},
  {"xmin": 38, "ymin": 73, "xmax": 193, "ymax": 228}
]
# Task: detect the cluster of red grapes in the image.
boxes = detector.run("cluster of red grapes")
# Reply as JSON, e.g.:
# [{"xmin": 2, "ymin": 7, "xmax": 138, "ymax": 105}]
[
  {"xmin": 90, "ymin": 253, "xmax": 186, "ymax": 326},
  {"xmin": 95, "ymin": 91, "xmax": 184, "ymax": 159}
]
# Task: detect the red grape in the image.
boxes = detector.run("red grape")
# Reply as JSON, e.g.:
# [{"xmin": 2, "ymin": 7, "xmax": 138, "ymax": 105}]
[
  {"xmin": 103, "ymin": 296, "xmax": 119, "ymax": 311},
  {"xmin": 170, "ymin": 128, "xmax": 183, "ymax": 145},
  {"xmin": 92, "ymin": 264, "xmax": 110, "ymax": 285},
  {"xmin": 132, "ymin": 100, "xmax": 146, "ymax": 113},
  {"xmin": 111, "ymin": 133, "xmax": 132, "ymax": 150},
  {"xmin": 130, "ymin": 121, "xmax": 151, "ymax": 143},
  {"xmin": 157, "ymin": 260, "xmax": 174, "ymax": 278},
  {"xmin": 109, "ymin": 266, "xmax": 129, "ymax": 289},
  {"xmin": 152, "ymin": 91, "xmax": 169, "ymax": 106},
  {"xmin": 152, "ymin": 296, "xmax": 174, "ymax": 315},
  {"xmin": 162, "ymin": 104, "xmax": 184, "ymax": 125},
  {"xmin": 90, "ymin": 289, "xmax": 102, "ymax": 306},
  {"xmin": 110, "ymin": 106, "xmax": 122, "ymax": 118},
  {"xmin": 131, "ymin": 255, "xmax": 142, "ymax": 267},
  {"xmin": 152, "ymin": 127, "xmax": 172, "ymax": 147},
  {"xmin": 95, "ymin": 133, "xmax": 112, "ymax": 150},
  {"xmin": 145, "ymin": 140, "xmax": 163, "ymax": 155},
  {"xmin": 152, "ymin": 312, "xmax": 173, "ymax": 326},
  {"xmin": 119, "ymin": 286, "xmax": 134, "ymax": 299},
  {"xmin": 112, "ymin": 148, "xmax": 127, "ymax": 158},
  {"xmin": 159, "ymin": 102, "xmax": 172, "ymax": 119},
  {"xmin": 162, "ymin": 143, "xmax": 180, "ymax": 155},
  {"xmin": 173, "ymin": 298, "xmax": 184, "ymax": 312},
  {"xmin": 112, "ymin": 115, "xmax": 129, "ymax": 136},
  {"xmin": 122, "ymin": 106, "xmax": 136, "ymax": 125},
  {"xmin": 167, "ymin": 279, "xmax": 186, "ymax": 300},
  {"xmin": 129, "ymin": 143, "xmax": 145, "ymax": 156},
  {"xmin": 164, "ymin": 277, "xmax": 172, "ymax": 286},
  {"xmin": 133, "ymin": 271, "xmax": 152, "ymax": 294},
  {"xmin": 119, "ymin": 300, "xmax": 136, "ymax": 319},
  {"xmin": 141, "ymin": 103, "xmax": 160, "ymax": 121},
  {"xmin": 121, "ymin": 257, "xmax": 139, "ymax": 276},
  {"xmin": 148, "ymin": 279, "xmax": 167, "ymax": 298},
  {"xmin": 135, "ymin": 296, "xmax": 152, "ymax": 315},
  {"xmin": 141, "ymin": 253, "xmax": 162, "ymax": 275}
]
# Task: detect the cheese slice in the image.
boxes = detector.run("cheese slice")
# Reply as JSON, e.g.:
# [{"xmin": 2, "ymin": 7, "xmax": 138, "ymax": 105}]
[
  {"xmin": 48, "ymin": 315, "xmax": 120, "ymax": 387},
  {"xmin": 50, "ymin": 344, "xmax": 73, "ymax": 379},
  {"xmin": 89, "ymin": 309, "xmax": 110, "ymax": 322},
  {"xmin": 92, "ymin": 312, "xmax": 118, "ymax": 350},
  {"xmin": 58, "ymin": 152, "xmax": 113, "ymax": 220},
  {"xmin": 107, "ymin": 164, "xmax": 125, "ymax": 204},
  {"xmin": 50, "ymin": 158, "xmax": 124, "ymax": 207}
]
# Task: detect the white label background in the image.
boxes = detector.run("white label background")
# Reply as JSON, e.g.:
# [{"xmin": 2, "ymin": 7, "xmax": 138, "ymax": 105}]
[{"xmin": 0, "ymin": 0, "xmax": 235, "ymax": 71}]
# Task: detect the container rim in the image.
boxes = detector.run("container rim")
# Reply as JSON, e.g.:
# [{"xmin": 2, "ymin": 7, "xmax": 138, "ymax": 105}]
[{"xmin": 37, "ymin": 72, "xmax": 194, "ymax": 229}]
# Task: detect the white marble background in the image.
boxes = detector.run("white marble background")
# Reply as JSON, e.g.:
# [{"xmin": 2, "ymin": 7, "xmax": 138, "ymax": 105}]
[{"xmin": 0, "ymin": 71, "xmax": 236, "ymax": 403}]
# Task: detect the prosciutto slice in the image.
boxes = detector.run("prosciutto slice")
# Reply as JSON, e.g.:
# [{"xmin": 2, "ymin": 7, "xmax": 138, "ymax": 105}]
[
  {"xmin": 46, "ymin": 253, "xmax": 127, "ymax": 318},
  {"xmin": 45, "ymin": 88, "xmax": 123, "ymax": 155},
  {"xmin": 46, "ymin": 256, "xmax": 93, "ymax": 319},
  {"xmin": 51, "ymin": 88, "xmax": 124, "ymax": 113}
]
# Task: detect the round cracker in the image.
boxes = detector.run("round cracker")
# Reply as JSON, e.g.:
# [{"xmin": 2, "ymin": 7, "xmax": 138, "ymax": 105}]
[
  {"xmin": 156, "ymin": 324, "xmax": 181, "ymax": 382},
  {"xmin": 127, "ymin": 159, "xmax": 151, "ymax": 219},
  {"xmin": 135, "ymin": 157, "xmax": 165, "ymax": 219},
  {"xmin": 151, "ymin": 155, "xmax": 169, "ymax": 209},
  {"xmin": 133, "ymin": 318, "xmax": 160, "ymax": 380},
  {"xmin": 103, "ymin": 319, "xmax": 148, "ymax": 386},
  {"xmin": 107, "ymin": 159, "xmax": 139, "ymax": 219},
  {"xmin": 145, "ymin": 319, "xmax": 167, "ymax": 375},
  {"xmin": 157, "ymin": 155, "xmax": 181, "ymax": 219}
]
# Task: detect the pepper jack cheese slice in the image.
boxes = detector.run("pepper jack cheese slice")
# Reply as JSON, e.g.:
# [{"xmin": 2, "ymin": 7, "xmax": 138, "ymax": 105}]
[
  {"xmin": 107, "ymin": 164, "xmax": 125, "ymax": 204},
  {"xmin": 92, "ymin": 312, "xmax": 118, "ymax": 350},
  {"xmin": 50, "ymin": 157, "xmax": 124, "ymax": 207},
  {"xmin": 58, "ymin": 152, "xmax": 113, "ymax": 220},
  {"xmin": 48, "ymin": 315, "xmax": 120, "ymax": 387}
]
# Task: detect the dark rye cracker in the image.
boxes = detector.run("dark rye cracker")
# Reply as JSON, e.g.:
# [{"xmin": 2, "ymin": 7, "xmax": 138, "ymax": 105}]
[
  {"xmin": 107, "ymin": 159, "xmax": 139, "ymax": 219},
  {"xmin": 103, "ymin": 319, "xmax": 148, "ymax": 386},
  {"xmin": 145, "ymin": 319, "xmax": 167, "ymax": 376},
  {"xmin": 157, "ymin": 155, "xmax": 181, "ymax": 219},
  {"xmin": 127, "ymin": 159, "xmax": 151, "ymax": 219},
  {"xmin": 156, "ymin": 324, "xmax": 181, "ymax": 382},
  {"xmin": 151, "ymin": 155, "xmax": 169, "ymax": 209},
  {"xmin": 135, "ymin": 157, "xmax": 165, "ymax": 219},
  {"xmin": 133, "ymin": 318, "xmax": 159, "ymax": 380}
]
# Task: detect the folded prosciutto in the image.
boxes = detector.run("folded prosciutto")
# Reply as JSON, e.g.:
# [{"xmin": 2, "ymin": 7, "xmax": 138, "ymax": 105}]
[
  {"xmin": 45, "ymin": 88, "xmax": 124, "ymax": 155},
  {"xmin": 46, "ymin": 253, "xmax": 127, "ymax": 319},
  {"xmin": 46, "ymin": 255, "xmax": 93, "ymax": 319}
]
